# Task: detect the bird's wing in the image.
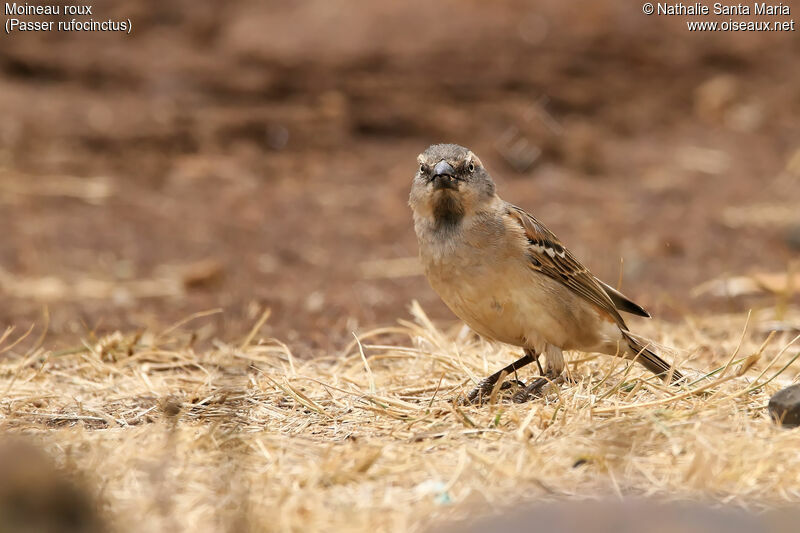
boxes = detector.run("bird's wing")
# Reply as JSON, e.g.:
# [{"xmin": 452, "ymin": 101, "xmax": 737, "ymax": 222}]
[
  {"xmin": 506, "ymin": 204, "xmax": 629, "ymax": 326},
  {"xmin": 506, "ymin": 204, "xmax": 679, "ymax": 380},
  {"xmin": 597, "ymin": 279, "xmax": 651, "ymax": 318}
]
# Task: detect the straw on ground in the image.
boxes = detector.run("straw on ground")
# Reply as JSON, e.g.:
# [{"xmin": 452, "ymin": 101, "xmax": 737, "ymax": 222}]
[{"xmin": 1, "ymin": 302, "xmax": 799, "ymax": 532}]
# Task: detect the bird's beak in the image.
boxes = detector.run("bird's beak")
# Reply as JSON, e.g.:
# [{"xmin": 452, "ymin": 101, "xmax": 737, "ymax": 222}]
[{"xmin": 431, "ymin": 160, "xmax": 458, "ymax": 190}]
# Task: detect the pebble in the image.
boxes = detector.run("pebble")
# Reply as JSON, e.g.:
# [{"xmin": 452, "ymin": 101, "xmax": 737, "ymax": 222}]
[
  {"xmin": 768, "ymin": 384, "xmax": 800, "ymax": 428},
  {"xmin": 785, "ymin": 224, "xmax": 800, "ymax": 251}
]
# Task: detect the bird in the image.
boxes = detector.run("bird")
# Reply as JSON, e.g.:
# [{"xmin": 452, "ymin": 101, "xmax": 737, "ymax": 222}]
[{"xmin": 408, "ymin": 143, "xmax": 682, "ymax": 403}]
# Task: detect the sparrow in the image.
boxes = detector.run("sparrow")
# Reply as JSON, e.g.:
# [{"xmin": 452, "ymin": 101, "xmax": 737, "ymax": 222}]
[{"xmin": 409, "ymin": 143, "xmax": 682, "ymax": 403}]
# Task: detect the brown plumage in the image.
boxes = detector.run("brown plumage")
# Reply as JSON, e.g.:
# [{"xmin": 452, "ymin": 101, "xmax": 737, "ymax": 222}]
[
  {"xmin": 409, "ymin": 143, "xmax": 682, "ymax": 403},
  {"xmin": 505, "ymin": 205, "xmax": 678, "ymax": 379}
]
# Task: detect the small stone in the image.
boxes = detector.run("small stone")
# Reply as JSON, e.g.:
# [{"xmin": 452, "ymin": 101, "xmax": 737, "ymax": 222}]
[
  {"xmin": 768, "ymin": 384, "xmax": 800, "ymax": 428},
  {"xmin": 785, "ymin": 224, "xmax": 800, "ymax": 251}
]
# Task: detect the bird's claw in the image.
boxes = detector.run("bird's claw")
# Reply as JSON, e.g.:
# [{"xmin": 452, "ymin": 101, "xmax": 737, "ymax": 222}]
[
  {"xmin": 462, "ymin": 377, "xmax": 528, "ymax": 405},
  {"xmin": 462, "ymin": 377, "xmax": 495, "ymax": 405},
  {"xmin": 500, "ymin": 379, "xmax": 526, "ymax": 390},
  {"xmin": 512, "ymin": 374, "xmax": 564, "ymax": 403}
]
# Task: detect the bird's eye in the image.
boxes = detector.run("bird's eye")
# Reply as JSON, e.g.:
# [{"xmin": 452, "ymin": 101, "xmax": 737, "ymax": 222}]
[
  {"xmin": 419, "ymin": 164, "xmax": 426, "ymax": 173},
  {"xmin": 468, "ymin": 162, "xmax": 475, "ymax": 172}
]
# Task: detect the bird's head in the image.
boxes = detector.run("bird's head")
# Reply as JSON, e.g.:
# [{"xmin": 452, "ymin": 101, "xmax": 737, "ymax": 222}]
[{"xmin": 409, "ymin": 144, "xmax": 496, "ymax": 226}]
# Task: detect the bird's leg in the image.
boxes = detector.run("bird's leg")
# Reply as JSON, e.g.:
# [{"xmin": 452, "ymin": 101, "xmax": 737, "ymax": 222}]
[
  {"xmin": 535, "ymin": 356, "xmax": 545, "ymax": 376},
  {"xmin": 513, "ymin": 348, "xmax": 565, "ymax": 403},
  {"xmin": 464, "ymin": 349, "xmax": 538, "ymax": 404}
]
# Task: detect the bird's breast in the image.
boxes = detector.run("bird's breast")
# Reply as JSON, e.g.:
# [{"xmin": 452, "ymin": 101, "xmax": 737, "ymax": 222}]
[
  {"xmin": 419, "ymin": 236, "xmax": 610, "ymax": 351},
  {"xmin": 421, "ymin": 247, "xmax": 536, "ymax": 346}
]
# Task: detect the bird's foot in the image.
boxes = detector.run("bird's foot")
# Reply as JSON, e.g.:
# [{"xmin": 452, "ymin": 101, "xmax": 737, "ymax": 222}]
[
  {"xmin": 463, "ymin": 377, "xmax": 496, "ymax": 405},
  {"xmin": 463, "ymin": 377, "xmax": 526, "ymax": 405},
  {"xmin": 512, "ymin": 373, "xmax": 565, "ymax": 403},
  {"xmin": 502, "ymin": 379, "xmax": 527, "ymax": 389}
]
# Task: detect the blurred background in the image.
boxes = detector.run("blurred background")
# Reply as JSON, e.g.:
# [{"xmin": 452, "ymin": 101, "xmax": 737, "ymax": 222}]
[{"xmin": 1, "ymin": 0, "xmax": 798, "ymax": 354}]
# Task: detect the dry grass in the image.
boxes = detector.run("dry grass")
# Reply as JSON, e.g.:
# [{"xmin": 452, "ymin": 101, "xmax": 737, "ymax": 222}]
[{"xmin": 1, "ymin": 303, "xmax": 800, "ymax": 532}]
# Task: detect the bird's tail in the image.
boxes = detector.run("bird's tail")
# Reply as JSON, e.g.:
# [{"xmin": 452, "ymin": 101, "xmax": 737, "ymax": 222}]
[{"xmin": 622, "ymin": 332, "xmax": 683, "ymax": 383}]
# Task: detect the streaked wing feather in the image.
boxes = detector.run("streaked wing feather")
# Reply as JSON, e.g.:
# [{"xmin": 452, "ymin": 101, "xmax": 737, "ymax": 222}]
[
  {"xmin": 506, "ymin": 204, "xmax": 682, "ymax": 382},
  {"xmin": 598, "ymin": 279, "xmax": 651, "ymax": 318},
  {"xmin": 506, "ymin": 204, "xmax": 625, "ymax": 326}
]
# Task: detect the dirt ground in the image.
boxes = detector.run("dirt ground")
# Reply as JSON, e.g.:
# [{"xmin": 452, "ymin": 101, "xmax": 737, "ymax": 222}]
[{"xmin": 1, "ymin": 0, "xmax": 799, "ymax": 355}]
